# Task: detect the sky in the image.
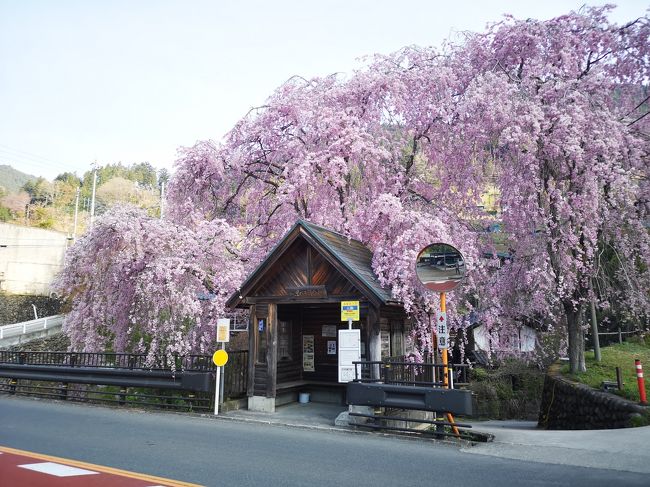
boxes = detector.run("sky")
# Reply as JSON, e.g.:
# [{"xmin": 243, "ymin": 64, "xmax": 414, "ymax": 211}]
[{"xmin": 0, "ymin": 1, "xmax": 648, "ymax": 181}]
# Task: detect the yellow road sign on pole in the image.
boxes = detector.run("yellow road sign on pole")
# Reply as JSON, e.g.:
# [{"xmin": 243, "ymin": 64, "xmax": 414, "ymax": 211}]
[
  {"xmin": 212, "ymin": 349, "xmax": 229, "ymax": 416},
  {"xmin": 341, "ymin": 301, "xmax": 360, "ymax": 322},
  {"xmin": 212, "ymin": 349, "xmax": 229, "ymax": 367}
]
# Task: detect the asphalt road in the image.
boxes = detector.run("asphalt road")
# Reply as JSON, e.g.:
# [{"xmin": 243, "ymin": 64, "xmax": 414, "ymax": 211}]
[{"xmin": 1, "ymin": 396, "xmax": 646, "ymax": 487}]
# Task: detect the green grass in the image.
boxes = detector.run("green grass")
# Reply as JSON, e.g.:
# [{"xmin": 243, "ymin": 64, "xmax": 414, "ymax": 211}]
[{"xmin": 561, "ymin": 337, "xmax": 650, "ymax": 402}]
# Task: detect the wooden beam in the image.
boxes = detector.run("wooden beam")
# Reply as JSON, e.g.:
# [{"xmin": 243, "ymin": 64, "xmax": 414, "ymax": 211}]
[
  {"xmin": 307, "ymin": 245, "xmax": 313, "ymax": 286},
  {"xmin": 244, "ymin": 295, "xmax": 367, "ymax": 305}
]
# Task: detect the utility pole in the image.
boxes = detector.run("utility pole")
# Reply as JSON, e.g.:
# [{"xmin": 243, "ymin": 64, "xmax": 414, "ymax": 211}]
[
  {"xmin": 589, "ymin": 279, "xmax": 601, "ymax": 362},
  {"xmin": 160, "ymin": 181, "xmax": 165, "ymax": 219},
  {"xmin": 72, "ymin": 187, "xmax": 80, "ymax": 240},
  {"xmin": 89, "ymin": 162, "xmax": 98, "ymax": 229}
]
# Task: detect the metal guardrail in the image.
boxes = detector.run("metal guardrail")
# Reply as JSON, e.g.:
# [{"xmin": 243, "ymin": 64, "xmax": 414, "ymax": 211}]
[
  {"xmin": 347, "ymin": 359, "xmax": 473, "ymax": 439},
  {"xmin": 347, "ymin": 382, "xmax": 473, "ymax": 415},
  {"xmin": 0, "ymin": 350, "xmax": 249, "ymax": 410},
  {"xmin": 0, "ymin": 315, "xmax": 64, "ymax": 340},
  {"xmin": 0, "ymin": 364, "xmax": 213, "ymax": 391}
]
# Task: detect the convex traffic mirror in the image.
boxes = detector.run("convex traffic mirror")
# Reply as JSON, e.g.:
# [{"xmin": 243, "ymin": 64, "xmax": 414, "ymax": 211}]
[{"xmin": 416, "ymin": 243, "xmax": 465, "ymax": 293}]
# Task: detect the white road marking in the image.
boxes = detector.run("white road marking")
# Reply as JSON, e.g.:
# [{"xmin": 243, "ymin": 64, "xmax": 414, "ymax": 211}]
[{"xmin": 18, "ymin": 462, "xmax": 100, "ymax": 477}]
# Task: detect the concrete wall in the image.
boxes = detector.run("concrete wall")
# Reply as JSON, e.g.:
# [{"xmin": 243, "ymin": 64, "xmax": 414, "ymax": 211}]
[
  {"xmin": 0, "ymin": 223, "xmax": 70, "ymax": 296},
  {"xmin": 538, "ymin": 363, "xmax": 647, "ymax": 429}
]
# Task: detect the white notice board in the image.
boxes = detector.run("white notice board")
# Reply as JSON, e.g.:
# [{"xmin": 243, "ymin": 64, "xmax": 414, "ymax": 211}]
[{"xmin": 338, "ymin": 329, "xmax": 361, "ymax": 383}]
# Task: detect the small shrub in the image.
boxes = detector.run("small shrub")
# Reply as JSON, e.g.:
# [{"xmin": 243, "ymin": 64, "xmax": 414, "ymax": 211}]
[
  {"xmin": 0, "ymin": 206, "xmax": 11, "ymax": 222},
  {"xmin": 468, "ymin": 359, "xmax": 545, "ymax": 420},
  {"xmin": 470, "ymin": 367, "xmax": 489, "ymax": 381}
]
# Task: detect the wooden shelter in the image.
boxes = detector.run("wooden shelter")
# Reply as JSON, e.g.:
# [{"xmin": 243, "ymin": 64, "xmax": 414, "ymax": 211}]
[{"xmin": 227, "ymin": 220, "xmax": 409, "ymax": 412}]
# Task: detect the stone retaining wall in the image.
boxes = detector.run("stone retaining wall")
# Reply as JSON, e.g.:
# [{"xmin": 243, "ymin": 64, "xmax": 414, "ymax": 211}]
[
  {"xmin": 538, "ymin": 363, "xmax": 647, "ymax": 429},
  {"xmin": 0, "ymin": 295, "xmax": 61, "ymax": 325}
]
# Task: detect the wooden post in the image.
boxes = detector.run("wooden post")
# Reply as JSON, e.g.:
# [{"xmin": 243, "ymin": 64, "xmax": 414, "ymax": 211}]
[
  {"xmin": 246, "ymin": 305, "xmax": 256, "ymax": 397},
  {"xmin": 368, "ymin": 305, "xmax": 381, "ymax": 380},
  {"xmin": 618, "ymin": 327, "xmax": 623, "ymax": 345},
  {"xmin": 266, "ymin": 303, "xmax": 278, "ymax": 398}
]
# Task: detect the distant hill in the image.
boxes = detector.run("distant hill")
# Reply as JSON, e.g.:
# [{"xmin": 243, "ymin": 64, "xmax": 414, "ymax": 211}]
[{"xmin": 0, "ymin": 165, "xmax": 38, "ymax": 193}]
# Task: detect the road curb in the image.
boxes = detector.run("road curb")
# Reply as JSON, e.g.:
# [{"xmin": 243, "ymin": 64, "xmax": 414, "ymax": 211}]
[{"xmin": 199, "ymin": 410, "xmax": 489, "ymax": 447}]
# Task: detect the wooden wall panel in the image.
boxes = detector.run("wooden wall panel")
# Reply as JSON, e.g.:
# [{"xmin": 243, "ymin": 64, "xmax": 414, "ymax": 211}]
[
  {"xmin": 310, "ymin": 250, "xmax": 359, "ymax": 296},
  {"xmin": 275, "ymin": 305, "xmax": 302, "ymax": 384},
  {"xmin": 255, "ymin": 239, "xmax": 309, "ymax": 297},
  {"xmin": 253, "ymin": 365, "xmax": 267, "ymax": 396}
]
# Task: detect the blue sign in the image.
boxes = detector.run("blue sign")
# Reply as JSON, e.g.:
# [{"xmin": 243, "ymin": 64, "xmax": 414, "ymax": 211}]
[{"xmin": 196, "ymin": 292, "xmax": 217, "ymax": 301}]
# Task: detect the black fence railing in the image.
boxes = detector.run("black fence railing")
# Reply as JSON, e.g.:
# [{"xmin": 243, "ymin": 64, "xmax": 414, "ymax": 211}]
[
  {"xmin": 0, "ymin": 378, "xmax": 214, "ymax": 412},
  {"xmin": 0, "ymin": 351, "xmax": 226, "ymax": 371},
  {"xmin": 352, "ymin": 360, "xmax": 470, "ymax": 388},
  {"xmin": 0, "ymin": 350, "xmax": 249, "ymax": 410}
]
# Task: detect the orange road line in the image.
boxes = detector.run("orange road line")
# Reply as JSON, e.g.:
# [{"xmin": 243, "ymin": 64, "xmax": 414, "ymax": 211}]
[{"xmin": 0, "ymin": 446, "xmax": 204, "ymax": 487}]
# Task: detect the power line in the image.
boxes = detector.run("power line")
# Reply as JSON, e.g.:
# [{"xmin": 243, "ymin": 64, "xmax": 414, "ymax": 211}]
[
  {"xmin": 0, "ymin": 244, "xmax": 67, "ymax": 249},
  {"xmin": 0, "ymin": 144, "xmax": 83, "ymax": 175},
  {"xmin": 0, "ymin": 154, "xmax": 63, "ymax": 173},
  {"xmin": 0, "ymin": 154, "xmax": 80, "ymax": 177},
  {"xmin": 0, "ymin": 144, "xmax": 78, "ymax": 170}
]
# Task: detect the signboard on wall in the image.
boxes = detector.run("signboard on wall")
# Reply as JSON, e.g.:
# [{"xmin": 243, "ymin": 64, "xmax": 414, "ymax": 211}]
[
  {"xmin": 322, "ymin": 325, "xmax": 337, "ymax": 337},
  {"xmin": 303, "ymin": 335, "xmax": 314, "ymax": 372},
  {"xmin": 338, "ymin": 329, "xmax": 361, "ymax": 383}
]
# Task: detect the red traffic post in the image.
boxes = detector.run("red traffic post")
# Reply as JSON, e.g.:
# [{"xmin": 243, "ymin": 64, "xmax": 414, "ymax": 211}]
[{"xmin": 635, "ymin": 359, "xmax": 647, "ymax": 405}]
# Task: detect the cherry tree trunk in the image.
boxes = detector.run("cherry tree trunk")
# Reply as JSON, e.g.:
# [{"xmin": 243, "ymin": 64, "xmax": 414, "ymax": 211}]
[{"xmin": 564, "ymin": 303, "xmax": 586, "ymax": 374}]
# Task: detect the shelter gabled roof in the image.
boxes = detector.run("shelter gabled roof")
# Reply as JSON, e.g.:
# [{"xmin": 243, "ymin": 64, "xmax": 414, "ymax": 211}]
[{"xmin": 226, "ymin": 220, "xmax": 395, "ymax": 308}]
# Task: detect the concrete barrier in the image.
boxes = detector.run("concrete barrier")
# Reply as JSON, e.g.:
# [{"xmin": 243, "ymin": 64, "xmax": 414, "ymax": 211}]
[{"xmin": 0, "ymin": 315, "xmax": 64, "ymax": 348}]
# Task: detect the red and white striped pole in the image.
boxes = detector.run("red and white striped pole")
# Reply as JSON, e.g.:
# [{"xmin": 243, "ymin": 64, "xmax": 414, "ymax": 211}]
[{"xmin": 635, "ymin": 359, "xmax": 647, "ymax": 405}]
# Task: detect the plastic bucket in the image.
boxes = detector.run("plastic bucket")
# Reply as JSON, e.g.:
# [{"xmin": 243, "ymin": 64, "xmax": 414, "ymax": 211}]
[{"xmin": 298, "ymin": 392, "xmax": 310, "ymax": 404}]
